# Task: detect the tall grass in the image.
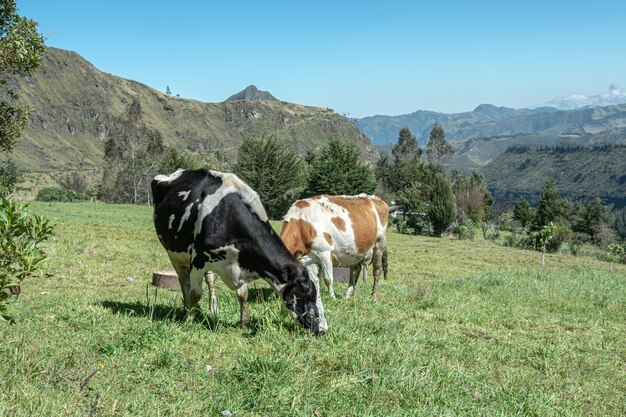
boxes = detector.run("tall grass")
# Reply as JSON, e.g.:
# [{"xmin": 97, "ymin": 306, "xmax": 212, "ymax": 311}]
[{"xmin": 0, "ymin": 202, "xmax": 624, "ymax": 416}]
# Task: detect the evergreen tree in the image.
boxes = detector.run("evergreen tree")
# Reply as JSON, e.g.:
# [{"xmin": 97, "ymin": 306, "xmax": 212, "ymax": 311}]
[
  {"xmin": 532, "ymin": 178, "xmax": 570, "ymax": 231},
  {"xmin": 572, "ymin": 197, "xmax": 613, "ymax": 244},
  {"xmin": 513, "ymin": 197, "xmax": 535, "ymax": 228},
  {"xmin": 165, "ymin": 85, "xmax": 171, "ymax": 95},
  {"xmin": 392, "ymin": 127, "xmax": 421, "ymax": 165},
  {"xmin": 306, "ymin": 138, "xmax": 376, "ymax": 196},
  {"xmin": 101, "ymin": 99, "xmax": 164, "ymax": 204},
  {"xmin": 426, "ymin": 121, "xmax": 453, "ymax": 166},
  {"xmin": 428, "ymin": 172, "xmax": 457, "ymax": 236},
  {"xmin": 235, "ymin": 135, "xmax": 307, "ymax": 219},
  {"xmin": 379, "ymin": 127, "xmax": 423, "ymax": 195}
]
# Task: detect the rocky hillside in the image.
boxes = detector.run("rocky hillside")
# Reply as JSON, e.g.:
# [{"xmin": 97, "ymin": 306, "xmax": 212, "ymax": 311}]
[{"xmin": 8, "ymin": 47, "xmax": 378, "ymax": 191}]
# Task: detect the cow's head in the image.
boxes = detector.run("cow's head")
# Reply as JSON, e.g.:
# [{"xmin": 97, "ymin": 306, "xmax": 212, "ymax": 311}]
[{"xmin": 281, "ymin": 263, "xmax": 327, "ymax": 335}]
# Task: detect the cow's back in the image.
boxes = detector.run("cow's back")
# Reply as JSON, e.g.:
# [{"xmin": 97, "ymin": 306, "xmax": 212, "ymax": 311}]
[{"xmin": 281, "ymin": 194, "xmax": 388, "ymax": 263}]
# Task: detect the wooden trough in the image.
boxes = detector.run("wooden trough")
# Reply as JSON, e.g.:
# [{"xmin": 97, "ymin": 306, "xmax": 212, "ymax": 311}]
[
  {"xmin": 151, "ymin": 267, "xmax": 351, "ymax": 291},
  {"xmin": 151, "ymin": 269, "xmax": 181, "ymax": 291}
]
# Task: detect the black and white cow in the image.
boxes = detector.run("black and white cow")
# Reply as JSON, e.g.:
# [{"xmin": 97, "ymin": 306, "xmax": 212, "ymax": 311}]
[{"xmin": 151, "ymin": 168, "xmax": 327, "ymax": 334}]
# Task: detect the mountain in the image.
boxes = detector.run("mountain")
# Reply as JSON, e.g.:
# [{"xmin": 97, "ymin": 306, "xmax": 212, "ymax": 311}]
[
  {"xmin": 482, "ymin": 144, "xmax": 626, "ymax": 211},
  {"xmin": 225, "ymin": 85, "xmax": 277, "ymax": 102},
  {"xmin": 8, "ymin": 47, "xmax": 378, "ymax": 192},
  {"xmin": 357, "ymin": 103, "xmax": 626, "ymax": 146},
  {"xmin": 445, "ymin": 129, "xmax": 626, "ymax": 174}
]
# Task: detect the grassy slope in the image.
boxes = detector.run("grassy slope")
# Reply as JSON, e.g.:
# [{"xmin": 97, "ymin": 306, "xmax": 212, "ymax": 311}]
[{"xmin": 1, "ymin": 202, "xmax": 625, "ymax": 416}]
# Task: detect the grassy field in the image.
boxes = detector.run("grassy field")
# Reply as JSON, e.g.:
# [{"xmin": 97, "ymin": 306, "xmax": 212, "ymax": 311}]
[{"xmin": 1, "ymin": 202, "xmax": 625, "ymax": 416}]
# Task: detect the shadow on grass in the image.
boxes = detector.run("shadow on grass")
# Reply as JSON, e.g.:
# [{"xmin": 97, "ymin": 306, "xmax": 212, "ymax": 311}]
[
  {"xmin": 100, "ymin": 287, "xmax": 284, "ymax": 336},
  {"xmin": 100, "ymin": 300, "xmax": 249, "ymax": 333}
]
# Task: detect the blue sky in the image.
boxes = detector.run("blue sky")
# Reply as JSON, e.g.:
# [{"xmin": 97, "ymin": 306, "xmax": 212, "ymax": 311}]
[{"xmin": 17, "ymin": 0, "xmax": 626, "ymax": 118}]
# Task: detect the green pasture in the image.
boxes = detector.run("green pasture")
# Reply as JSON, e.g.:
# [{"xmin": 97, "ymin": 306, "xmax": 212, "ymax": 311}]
[{"xmin": 1, "ymin": 202, "xmax": 624, "ymax": 416}]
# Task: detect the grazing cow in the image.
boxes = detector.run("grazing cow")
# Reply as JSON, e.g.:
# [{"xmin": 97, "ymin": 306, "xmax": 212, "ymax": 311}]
[
  {"xmin": 151, "ymin": 168, "xmax": 327, "ymax": 334},
  {"xmin": 280, "ymin": 194, "xmax": 389, "ymax": 299}
]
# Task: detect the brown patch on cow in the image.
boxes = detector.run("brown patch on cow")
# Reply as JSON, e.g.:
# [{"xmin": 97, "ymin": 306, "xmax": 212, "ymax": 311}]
[
  {"xmin": 331, "ymin": 216, "xmax": 346, "ymax": 231},
  {"xmin": 295, "ymin": 200, "xmax": 310, "ymax": 209},
  {"xmin": 326, "ymin": 196, "xmax": 378, "ymax": 253},
  {"xmin": 280, "ymin": 219, "xmax": 317, "ymax": 257},
  {"xmin": 371, "ymin": 196, "xmax": 389, "ymax": 228},
  {"xmin": 311, "ymin": 195, "xmax": 323, "ymax": 200},
  {"xmin": 324, "ymin": 232, "xmax": 333, "ymax": 246}
]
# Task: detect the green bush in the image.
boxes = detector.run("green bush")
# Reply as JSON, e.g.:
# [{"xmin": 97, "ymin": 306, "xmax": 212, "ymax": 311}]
[
  {"xmin": 36, "ymin": 186, "xmax": 88, "ymax": 202},
  {"xmin": 454, "ymin": 219, "xmax": 477, "ymax": 240},
  {"xmin": 1, "ymin": 195, "xmax": 53, "ymax": 321}
]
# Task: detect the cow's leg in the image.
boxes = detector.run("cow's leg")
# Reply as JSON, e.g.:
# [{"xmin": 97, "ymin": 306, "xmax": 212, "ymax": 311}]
[
  {"xmin": 236, "ymin": 284, "xmax": 250, "ymax": 328},
  {"xmin": 168, "ymin": 256, "xmax": 191, "ymax": 311},
  {"xmin": 319, "ymin": 253, "xmax": 336, "ymax": 299},
  {"xmin": 346, "ymin": 263, "xmax": 362, "ymax": 298},
  {"xmin": 371, "ymin": 244, "xmax": 384, "ymax": 299},
  {"xmin": 362, "ymin": 263, "xmax": 369, "ymax": 284},
  {"xmin": 188, "ymin": 266, "xmax": 205, "ymax": 311},
  {"xmin": 204, "ymin": 270, "xmax": 219, "ymax": 314}
]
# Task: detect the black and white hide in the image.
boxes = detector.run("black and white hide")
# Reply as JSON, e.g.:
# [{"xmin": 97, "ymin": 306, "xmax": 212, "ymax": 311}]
[{"xmin": 151, "ymin": 168, "xmax": 327, "ymax": 334}]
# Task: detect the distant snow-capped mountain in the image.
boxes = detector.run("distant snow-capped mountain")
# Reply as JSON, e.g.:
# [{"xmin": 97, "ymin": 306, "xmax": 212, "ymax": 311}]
[{"xmin": 543, "ymin": 85, "xmax": 626, "ymax": 110}]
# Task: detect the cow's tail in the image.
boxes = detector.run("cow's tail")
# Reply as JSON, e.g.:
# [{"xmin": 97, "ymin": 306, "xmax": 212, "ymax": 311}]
[{"xmin": 382, "ymin": 247, "xmax": 388, "ymax": 280}]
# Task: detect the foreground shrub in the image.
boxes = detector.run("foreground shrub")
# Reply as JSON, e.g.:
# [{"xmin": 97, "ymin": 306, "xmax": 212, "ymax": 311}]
[{"xmin": 0, "ymin": 195, "xmax": 53, "ymax": 321}]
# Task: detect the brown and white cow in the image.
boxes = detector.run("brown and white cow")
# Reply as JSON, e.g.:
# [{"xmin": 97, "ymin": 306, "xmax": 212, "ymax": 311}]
[{"xmin": 280, "ymin": 194, "xmax": 389, "ymax": 299}]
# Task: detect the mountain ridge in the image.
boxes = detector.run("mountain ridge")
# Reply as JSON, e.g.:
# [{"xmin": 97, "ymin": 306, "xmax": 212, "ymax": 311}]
[
  {"xmin": 357, "ymin": 102, "xmax": 626, "ymax": 145},
  {"xmin": 8, "ymin": 47, "xmax": 378, "ymax": 192}
]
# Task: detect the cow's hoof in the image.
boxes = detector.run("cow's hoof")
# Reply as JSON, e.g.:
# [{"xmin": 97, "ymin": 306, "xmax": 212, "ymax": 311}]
[{"xmin": 345, "ymin": 287, "xmax": 355, "ymax": 298}]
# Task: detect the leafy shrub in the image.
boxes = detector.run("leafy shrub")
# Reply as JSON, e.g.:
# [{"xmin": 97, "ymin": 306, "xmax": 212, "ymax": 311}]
[
  {"xmin": 1, "ymin": 195, "xmax": 53, "ymax": 322},
  {"xmin": 453, "ymin": 219, "xmax": 477, "ymax": 240},
  {"xmin": 36, "ymin": 186, "xmax": 88, "ymax": 202},
  {"xmin": 608, "ymin": 243, "xmax": 626, "ymax": 264},
  {"xmin": 481, "ymin": 221, "xmax": 500, "ymax": 240}
]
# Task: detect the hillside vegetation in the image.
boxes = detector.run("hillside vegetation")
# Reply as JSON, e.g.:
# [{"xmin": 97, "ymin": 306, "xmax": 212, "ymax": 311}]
[
  {"xmin": 0, "ymin": 202, "xmax": 624, "ymax": 416},
  {"xmin": 7, "ymin": 47, "xmax": 377, "ymax": 192},
  {"xmin": 482, "ymin": 144, "xmax": 626, "ymax": 210}
]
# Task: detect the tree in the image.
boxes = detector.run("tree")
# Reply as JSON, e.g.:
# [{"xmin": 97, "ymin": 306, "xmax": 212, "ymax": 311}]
[
  {"xmin": 453, "ymin": 171, "xmax": 492, "ymax": 225},
  {"xmin": 428, "ymin": 172, "xmax": 457, "ymax": 237},
  {"xmin": 572, "ymin": 197, "xmax": 613, "ymax": 244},
  {"xmin": 384, "ymin": 127, "xmax": 423, "ymax": 194},
  {"xmin": 607, "ymin": 242, "xmax": 625, "ymax": 272},
  {"xmin": 0, "ymin": 0, "xmax": 45, "ymax": 153},
  {"xmin": 165, "ymin": 85, "xmax": 171, "ymax": 96},
  {"xmin": 426, "ymin": 122, "xmax": 453, "ymax": 166},
  {"xmin": 532, "ymin": 222, "xmax": 557, "ymax": 268},
  {"xmin": 234, "ymin": 135, "xmax": 307, "ymax": 219},
  {"xmin": 392, "ymin": 127, "xmax": 421, "ymax": 165},
  {"xmin": 0, "ymin": 2, "xmax": 50, "ymax": 321},
  {"xmin": 101, "ymin": 99, "xmax": 164, "ymax": 204},
  {"xmin": 395, "ymin": 181, "xmax": 430, "ymax": 235},
  {"xmin": 306, "ymin": 138, "xmax": 376, "ymax": 196},
  {"xmin": 532, "ymin": 178, "xmax": 570, "ymax": 231},
  {"xmin": 513, "ymin": 197, "xmax": 535, "ymax": 228},
  {"xmin": 159, "ymin": 146, "xmax": 198, "ymax": 175},
  {"xmin": 0, "ymin": 157, "xmax": 19, "ymax": 194}
]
